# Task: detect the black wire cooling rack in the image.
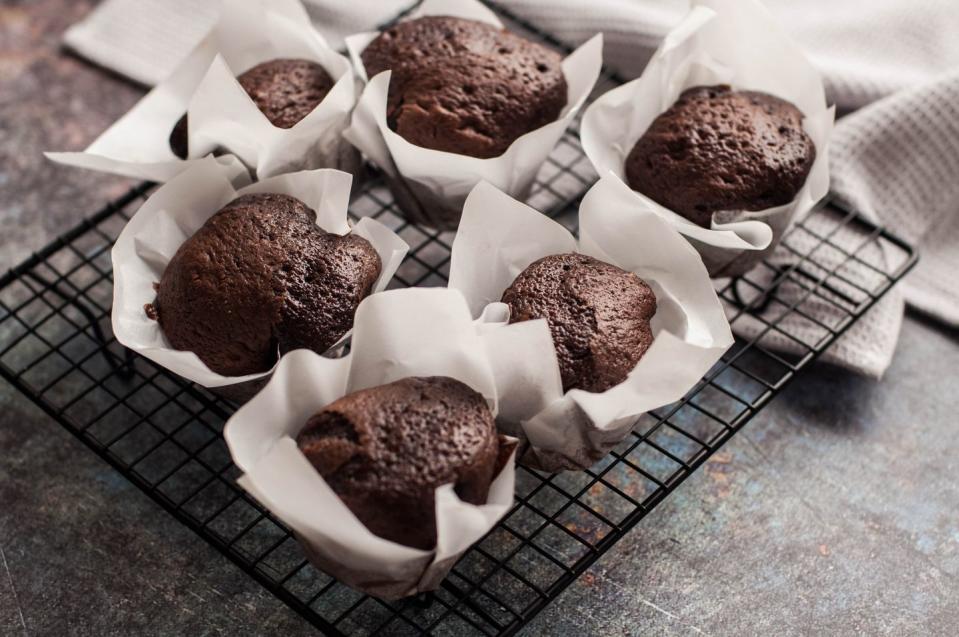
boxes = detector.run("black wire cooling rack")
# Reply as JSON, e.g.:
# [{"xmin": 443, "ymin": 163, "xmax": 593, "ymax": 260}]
[{"xmin": 0, "ymin": 3, "xmax": 917, "ymax": 636}]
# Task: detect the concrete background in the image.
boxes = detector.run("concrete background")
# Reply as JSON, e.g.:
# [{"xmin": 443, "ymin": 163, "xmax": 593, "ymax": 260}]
[{"xmin": 1, "ymin": 2, "xmax": 957, "ymax": 635}]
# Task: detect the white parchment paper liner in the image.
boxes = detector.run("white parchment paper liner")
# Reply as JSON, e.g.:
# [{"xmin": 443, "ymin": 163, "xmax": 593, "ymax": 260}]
[
  {"xmin": 342, "ymin": 0, "xmax": 603, "ymax": 230},
  {"xmin": 224, "ymin": 287, "xmax": 533, "ymax": 599},
  {"xmin": 581, "ymin": 0, "xmax": 835, "ymax": 278},
  {"xmin": 448, "ymin": 178, "xmax": 734, "ymax": 471},
  {"xmin": 111, "ymin": 157, "xmax": 408, "ymax": 401},
  {"xmin": 47, "ymin": 0, "xmax": 359, "ymax": 183}
]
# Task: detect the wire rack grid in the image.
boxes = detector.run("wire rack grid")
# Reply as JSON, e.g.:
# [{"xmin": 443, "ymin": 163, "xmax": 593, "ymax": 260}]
[{"xmin": 0, "ymin": 3, "xmax": 916, "ymax": 636}]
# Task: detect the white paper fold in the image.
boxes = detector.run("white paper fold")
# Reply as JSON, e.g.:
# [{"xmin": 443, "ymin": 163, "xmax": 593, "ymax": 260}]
[
  {"xmin": 448, "ymin": 178, "xmax": 734, "ymax": 471},
  {"xmin": 224, "ymin": 287, "xmax": 523, "ymax": 598},
  {"xmin": 111, "ymin": 157, "xmax": 409, "ymax": 398},
  {"xmin": 47, "ymin": 0, "xmax": 358, "ymax": 182},
  {"xmin": 581, "ymin": 0, "xmax": 835, "ymax": 277},
  {"xmin": 342, "ymin": 0, "xmax": 603, "ymax": 229}
]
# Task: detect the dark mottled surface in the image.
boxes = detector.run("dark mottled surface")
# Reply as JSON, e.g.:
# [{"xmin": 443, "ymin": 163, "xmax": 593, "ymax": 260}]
[
  {"xmin": 526, "ymin": 317, "xmax": 959, "ymax": 635},
  {"xmin": 0, "ymin": 1, "xmax": 137, "ymax": 268},
  {"xmin": 2, "ymin": 2, "xmax": 959, "ymax": 636}
]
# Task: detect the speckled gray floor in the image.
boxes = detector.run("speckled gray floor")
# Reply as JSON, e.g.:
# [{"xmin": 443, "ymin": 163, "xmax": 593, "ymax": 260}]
[
  {"xmin": 2, "ymin": 2, "xmax": 958, "ymax": 636},
  {"xmin": 525, "ymin": 316, "xmax": 959, "ymax": 636}
]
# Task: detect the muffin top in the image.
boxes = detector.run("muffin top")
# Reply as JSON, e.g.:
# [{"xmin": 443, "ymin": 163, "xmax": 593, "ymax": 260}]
[
  {"xmin": 153, "ymin": 193, "xmax": 381, "ymax": 376},
  {"xmin": 501, "ymin": 253, "xmax": 657, "ymax": 393},
  {"xmin": 625, "ymin": 85, "xmax": 816, "ymax": 228},
  {"xmin": 360, "ymin": 15, "xmax": 567, "ymax": 158},
  {"xmin": 169, "ymin": 58, "xmax": 335, "ymax": 158},
  {"xmin": 239, "ymin": 58, "xmax": 336, "ymax": 128},
  {"xmin": 297, "ymin": 376, "xmax": 500, "ymax": 550}
]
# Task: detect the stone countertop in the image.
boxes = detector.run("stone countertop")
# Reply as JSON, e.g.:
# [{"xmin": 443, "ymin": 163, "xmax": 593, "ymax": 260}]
[{"xmin": 1, "ymin": 2, "xmax": 957, "ymax": 635}]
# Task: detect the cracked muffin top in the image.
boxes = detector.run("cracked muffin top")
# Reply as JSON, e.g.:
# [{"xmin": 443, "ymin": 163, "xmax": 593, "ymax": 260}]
[
  {"xmin": 501, "ymin": 253, "xmax": 657, "ymax": 394},
  {"xmin": 296, "ymin": 376, "xmax": 502, "ymax": 550},
  {"xmin": 151, "ymin": 193, "xmax": 381, "ymax": 376},
  {"xmin": 361, "ymin": 15, "xmax": 567, "ymax": 158}
]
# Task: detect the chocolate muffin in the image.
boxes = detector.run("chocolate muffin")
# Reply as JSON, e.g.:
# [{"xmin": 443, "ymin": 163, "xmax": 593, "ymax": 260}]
[
  {"xmin": 170, "ymin": 58, "xmax": 335, "ymax": 159},
  {"xmin": 625, "ymin": 85, "xmax": 816, "ymax": 228},
  {"xmin": 360, "ymin": 15, "xmax": 567, "ymax": 158},
  {"xmin": 296, "ymin": 376, "xmax": 501, "ymax": 550},
  {"xmin": 151, "ymin": 193, "xmax": 381, "ymax": 376},
  {"xmin": 501, "ymin": 253, "xmax": 657, "ymax": 393}
]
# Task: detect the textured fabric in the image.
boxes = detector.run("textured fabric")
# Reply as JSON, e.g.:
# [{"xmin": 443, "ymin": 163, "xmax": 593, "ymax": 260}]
[
  {"xmin": 729, "ymin": 71, "xmax": 959, "ymax": 377},
  {"xmin": 72, "ymin": 1, "xmax": 959, "ymax": 107},
  {"xmin": 829, "ymin": 72, "xmax": 959, "ymax": 328},
  {"xmin": 498, "ymin": 0, "xmax": 959, "ymax": 111},
  {"xmin": 62, "ymin": 0, "xmax": 409, "ymax": 85},
  {"xmin": 63, "ymin": 0, "xmax": 959, "ymax": 376},
  {"xmin": 62, "ymin": 0, "xmax": 220, "ymax": 86}
]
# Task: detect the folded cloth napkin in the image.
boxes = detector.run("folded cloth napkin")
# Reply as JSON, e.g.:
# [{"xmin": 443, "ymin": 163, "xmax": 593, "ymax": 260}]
[
  {"xmin": 716, "ymin": 72, "xmax": 959, "ymax": 378},
  {"xmin": 62, "ymin": 0, "xmax": 409, "ymax": 85},
  {"xmin": 63, "ymin": 0, "xmax": 959, "ymax": 376}
]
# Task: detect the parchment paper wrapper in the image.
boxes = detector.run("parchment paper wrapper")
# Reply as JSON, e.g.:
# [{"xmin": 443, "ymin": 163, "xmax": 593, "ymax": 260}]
[
  {"xmin": 224, "ymin": 287, "xmax": 533, "ymax": 599},
  {"xmin": 448, "ymin": 178, "xmax": 734, "ymax": 471},
  {"xmin": 581, "ymin": 0, "xmax": 835, "ymax": 278},
  {"xmin": 47, "ymin": 0, "xmax": 359, "ymax": 183},
  {"xmin": 111, "ymin": 157, "xmax": 408, "ymax": 402},
  {"xmin": 342, "ymin": 0, "xmax": 603, "ymax": 230}
]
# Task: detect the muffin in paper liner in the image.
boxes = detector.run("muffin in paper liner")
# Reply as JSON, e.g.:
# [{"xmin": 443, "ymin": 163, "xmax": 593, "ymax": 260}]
[
  {"xmin": 111, "ymin": 157, "xmax": 408, "ymax": 402},
  {"xmin": 223, "ymin": 287, "xmax": 553, "ymax": 599},
  {"xmin": 581, "ymin": 0, "xmax": 835, "ymax": 278},
  {"xmin": 448, "ymin": 177, "xmax": 734, "ymax": 472},
  {"xmin": 342, "ymin": 0, "xmax": 603, "ymax": 230},
  {"xmin": 47, "ymin": 0, "xmax": 359, "ymax": 183}
]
